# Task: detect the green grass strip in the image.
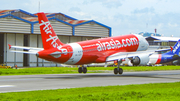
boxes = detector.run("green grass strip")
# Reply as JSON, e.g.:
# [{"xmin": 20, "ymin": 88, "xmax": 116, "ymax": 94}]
[
  {"xmin": 0, "ymin": 82, "xmax": 180, "ymax": 101},
  {"xmin": 0, "ymin": 65, "xmax": 180, "ymax": 75}
]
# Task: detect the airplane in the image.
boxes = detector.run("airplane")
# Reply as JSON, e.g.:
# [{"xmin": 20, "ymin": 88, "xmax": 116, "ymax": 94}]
[
  {"xmin": 148, "ymin": 39, "xmax": 180, "ymax": 65},
  {"xmin": 119, "ymin": 39, "xmax": 180, "ymax": 66},
  {"xmin": 8, "ymin": 12, "xmax": 150, "ymax": 75}
]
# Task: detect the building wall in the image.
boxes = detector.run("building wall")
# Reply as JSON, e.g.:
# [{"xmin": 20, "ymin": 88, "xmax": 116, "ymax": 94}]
[
  {"xmin": 75, "ymin": 23, "xmax": 109, "ymax": 37},
  {"xmin": 4, "ymin": 33, "xmax": 24, "ymax": 67},
  {"xmin": 58, "ymin": 36, "xmax": 70, "ymax": 44},
  {"xmin": 0, "ymin": 18, "xmax": 31, "ymax": 34},
  {"xmin": 29, "ymin": 35, "xmax": 38, "ymax": 67},
  {"xmin": 33, "ymin": 20, "xmax": 72, "ymax": 35}
]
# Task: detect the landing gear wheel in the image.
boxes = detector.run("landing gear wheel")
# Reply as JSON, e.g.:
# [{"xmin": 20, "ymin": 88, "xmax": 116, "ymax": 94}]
[
  {"xmin": 78, "ymin": 67, "xmax": 82, "ymax": 73},
  {"xmin": 119, "ymin": 68, "xmax": 123, "ymax": 75},
  {"xmin": 114, "ymin": 59, "xmax": 123, "ymax": 75},
  {"xmin": 83, "ymin": 67, "xmax": 87, "ymax": 73},
  {"xmin": 114, "ymin": 68, "xmax": 118, "ymax": 74}
]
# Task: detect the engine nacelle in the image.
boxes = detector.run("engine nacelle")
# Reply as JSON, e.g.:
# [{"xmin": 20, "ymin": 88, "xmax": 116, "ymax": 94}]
[{"xmin": 131, "ymin": 54, "xmax": 149, "ymax": 66}]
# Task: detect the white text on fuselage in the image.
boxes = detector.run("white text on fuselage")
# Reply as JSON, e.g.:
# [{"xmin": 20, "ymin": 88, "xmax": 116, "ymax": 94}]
[
  {"xmin": 96, "ymin": 38, "xmax": 139, "ymax": 51},
  {"xmin": 39, "ymin": 20, "xmax": 62, "ymax": 49}
]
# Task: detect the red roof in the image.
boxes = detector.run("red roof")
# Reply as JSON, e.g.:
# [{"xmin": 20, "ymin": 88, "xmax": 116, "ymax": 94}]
[
  {"xmin": 64, "ymin": 20, "xmax": 88, "ymax": 24},
  {"xmin": 0, "ymin": 10, "xmax": 15, "ymax": 14},
  {"xmin": 21, "ymin": 17, "xmax": 39, "ymax": 22}
]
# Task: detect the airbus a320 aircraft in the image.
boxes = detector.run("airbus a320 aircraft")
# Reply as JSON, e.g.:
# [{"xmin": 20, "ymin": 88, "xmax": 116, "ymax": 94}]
[{"xmin": 9, "ymin": 12, "xmax": 149, "ymax": 75}]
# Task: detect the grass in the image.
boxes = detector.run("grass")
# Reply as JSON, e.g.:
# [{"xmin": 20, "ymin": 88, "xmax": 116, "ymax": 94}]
[
  {"xmin": 0, "ymin": 82, "xmax": 180, "ymax": 101},
  {"xmin": 0, "ymin": 65, "xmax": 180, "ymax": 75}
]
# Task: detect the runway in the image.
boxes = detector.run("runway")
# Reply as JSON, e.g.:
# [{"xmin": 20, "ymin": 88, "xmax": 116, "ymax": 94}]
[{"xmin": 1, "ymin": 70, "xmax": 180, "ymax": 93}]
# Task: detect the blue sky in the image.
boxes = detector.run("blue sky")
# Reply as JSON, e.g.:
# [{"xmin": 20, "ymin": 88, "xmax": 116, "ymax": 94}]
[{"xmin": 1, "ymin": 0, "xmax": 180, "ymax": 37}]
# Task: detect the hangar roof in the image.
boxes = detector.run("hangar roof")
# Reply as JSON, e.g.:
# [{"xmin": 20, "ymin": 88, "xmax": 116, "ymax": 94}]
[
  {"xmin": 0, "ymin": 9, "xmax": 111, "ymax": 37},
  {"xmin": 146, "ymin": 36, "xmax": 180, "ymax": 42}
]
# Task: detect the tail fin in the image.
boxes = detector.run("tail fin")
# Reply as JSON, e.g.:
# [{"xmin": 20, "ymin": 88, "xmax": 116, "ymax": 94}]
[
  {"xmin": 37, "ymin": 12, "xmax": 64, "ymax": 50},
  {"xmin": 171, "ymin": 39, "xmax": 180, "ymax": 54}
]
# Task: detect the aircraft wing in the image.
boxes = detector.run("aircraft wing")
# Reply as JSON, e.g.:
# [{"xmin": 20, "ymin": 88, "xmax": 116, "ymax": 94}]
[
  {"xmin": 155, "ymin": 48, "xmax": 171, "ymax": 52},
  {"xmin": 106, "ymin": 50, "xmax": 155, "ymax": 62},
  {"xmin": 106, "ymin": 47, "xmax": 171, "ymax": 62}
]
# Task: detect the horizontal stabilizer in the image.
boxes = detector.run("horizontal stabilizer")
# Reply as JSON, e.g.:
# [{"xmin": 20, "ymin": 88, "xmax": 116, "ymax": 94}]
[
  {"xmin": 9, "ymin": 46, "xmax": 43, "ymax": 50},
  {"xmin": 10, "ymin": 50, "xmax": 37, "ymax": 54}
]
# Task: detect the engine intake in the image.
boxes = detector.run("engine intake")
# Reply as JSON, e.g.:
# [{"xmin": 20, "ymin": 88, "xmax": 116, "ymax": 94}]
[
  {"xmin": 131, "ymin": 56, "xmax": 140, "ymax": 66},
  {"xmin": 130, "ymin": 54, "xmax": 149, "ymax": 66}
]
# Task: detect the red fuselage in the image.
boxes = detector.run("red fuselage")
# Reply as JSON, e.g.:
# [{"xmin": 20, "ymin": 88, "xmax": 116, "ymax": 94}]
[{"xmin": 37, "ymin": 34, "xmax": 148, "ymax": 65}]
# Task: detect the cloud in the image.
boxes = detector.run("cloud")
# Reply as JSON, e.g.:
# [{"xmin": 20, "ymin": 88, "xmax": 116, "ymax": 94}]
[
  {"xmin": 83, "ymin": 0, "xmax": 122, "ymax": 8},
  {"xmin": 69, "ymin": 7, "xmax": 81, "ymax": 12},
  {"xmin": 102, "ymin": 0, "xmax": 122, "ymax": 8},
  {"xmin": 0, "ymin": 0, "xmax": 180, "ymax": 37},
  {"xmin": 132, "ymin": 7, "xmax": 155, "ymax": 14},
  {"xmin": 168, "ymin": 23, "xmax": 178, "ymax": 27}
]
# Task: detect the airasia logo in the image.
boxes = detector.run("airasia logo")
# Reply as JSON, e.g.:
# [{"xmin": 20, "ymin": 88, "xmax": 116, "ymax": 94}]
[
  {"xmin": 39, "ymin": 20, "xmax": 62, "ymax": 50},
  {"xmin": 96, "ymin": 38, "xmax": 139, "ymax": 51}
]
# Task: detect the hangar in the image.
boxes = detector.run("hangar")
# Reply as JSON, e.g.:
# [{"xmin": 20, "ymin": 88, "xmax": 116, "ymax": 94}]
[
  {"xmin": 146, "ymin": 36, "xmax": 180, "ymax": 46},
  {"xmin": 0, "ymin": 9, "xmax": 111, "ymax": 67}
]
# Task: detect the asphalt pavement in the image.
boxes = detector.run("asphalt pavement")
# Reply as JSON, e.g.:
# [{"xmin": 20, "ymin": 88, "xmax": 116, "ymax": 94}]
[{"xmin": 0, "ymin": 70, "xmax": 180, "ymax": 93}]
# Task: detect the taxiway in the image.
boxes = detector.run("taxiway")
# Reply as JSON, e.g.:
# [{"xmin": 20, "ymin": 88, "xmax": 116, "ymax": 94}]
[{"xmin": 0, "ymin": 70, "xmax": 180, "ymax": 93}]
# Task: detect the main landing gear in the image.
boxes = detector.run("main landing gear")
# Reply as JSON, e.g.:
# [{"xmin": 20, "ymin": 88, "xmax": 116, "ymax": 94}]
[
  {"xmin": 78, "ymin": 66, "xmax": 87, "ymax": 74},
  {"xmin": 114, "ymin": 59, "xmax": 123, "ymax": 75},
  {"xmin": 78, "ymin": 60, "xmax": 123, "ymax": 75}
]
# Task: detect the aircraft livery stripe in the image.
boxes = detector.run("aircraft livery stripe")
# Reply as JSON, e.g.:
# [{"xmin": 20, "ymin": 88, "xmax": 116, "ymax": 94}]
[
  {"xmin": 156, "ymin": 54, "xmax": 162, "ymax": 64},
  {"xmin": 64, "ymin": 43, "xmax": 83, "ymax": 65}
]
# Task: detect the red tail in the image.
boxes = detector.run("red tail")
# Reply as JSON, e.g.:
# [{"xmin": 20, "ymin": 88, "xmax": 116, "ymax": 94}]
[{"xmin": 37, "ymin": 12, "xmax": 64, "ymax": 50}]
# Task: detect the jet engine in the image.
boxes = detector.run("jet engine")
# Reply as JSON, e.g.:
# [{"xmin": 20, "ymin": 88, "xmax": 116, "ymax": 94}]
[{"xmin": 130, "ymin": 54, "xmax": 149, "ymax": 66}]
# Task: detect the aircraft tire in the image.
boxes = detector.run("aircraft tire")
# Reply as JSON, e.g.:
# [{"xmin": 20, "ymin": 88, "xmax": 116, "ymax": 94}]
[
  {"xmin": 114, "ymin": 68, "xmax": 118, "ymax": 74},
  {"xmin": 83, "ymin": 67, "xmax": 87, "ymax": 73},
  {"xmin": 119, "ymin": 68, "xmax": 123, "ymax": 74},
  {"xmin": 78, "ymin": 67, "xmax": 82, "ymax": 73}
]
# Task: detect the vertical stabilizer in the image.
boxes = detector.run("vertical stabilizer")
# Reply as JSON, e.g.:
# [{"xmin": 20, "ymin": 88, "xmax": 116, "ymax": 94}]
[
  {"xmin": 171, "ymin": 39, "xmax": 180, "ymax": 55},
  {"xmin": 37, "ymin": 12, "xmax": 64, "ymax": 50}
]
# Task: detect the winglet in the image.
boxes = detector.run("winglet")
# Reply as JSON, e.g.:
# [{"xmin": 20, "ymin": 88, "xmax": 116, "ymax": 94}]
[{"xmin": 8, "ymin": 44, "xmax": 11, "ymax": 49}]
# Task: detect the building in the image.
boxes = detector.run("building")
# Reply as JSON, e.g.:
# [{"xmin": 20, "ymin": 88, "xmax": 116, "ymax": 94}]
[
  {"xmin": 146, "ymin": 36, "xmax": 180, "ymax": 46},
  {"xmin": 0, "ymin": 9, "xmax": 111, "ymax": 67},
  {"xmin": 138, "ymin": 32, "xmax": 162, "ymax": 37}
]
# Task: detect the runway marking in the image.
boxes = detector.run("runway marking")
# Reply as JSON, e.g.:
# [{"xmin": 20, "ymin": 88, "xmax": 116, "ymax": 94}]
[{"xmin": 0, "ymin": 85, "xmax": 15, "ymax": 88}]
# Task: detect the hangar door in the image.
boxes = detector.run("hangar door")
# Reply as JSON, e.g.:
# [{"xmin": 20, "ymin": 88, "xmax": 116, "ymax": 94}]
[{"xmin": 0, "ymin": 34, "xmax": 4, "ymax": 64}]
